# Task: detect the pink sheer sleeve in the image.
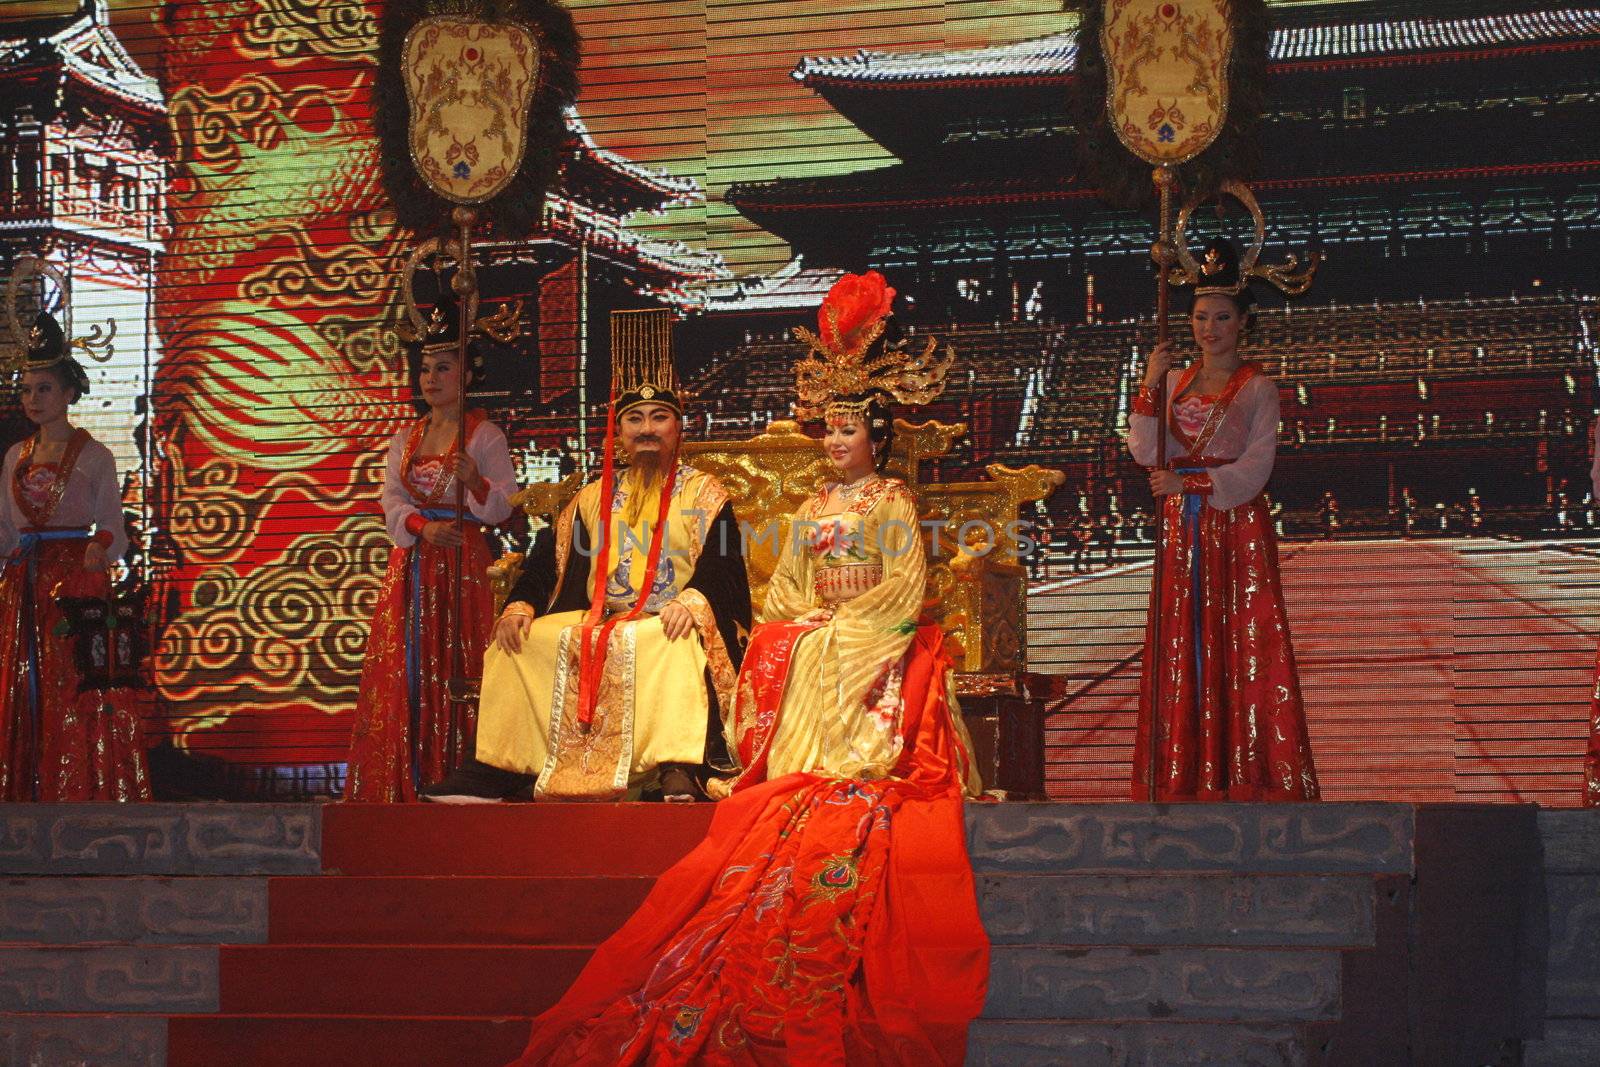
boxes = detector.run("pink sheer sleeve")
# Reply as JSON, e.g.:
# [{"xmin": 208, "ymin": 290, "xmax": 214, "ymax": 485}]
[
  {"xmin": 1590, "ymin": 416, "xmax": 1599, "ymax": 501},
  {"xmin": 380, "ymin": 428, "xmax": 420, "ymax": 549},
  {"xmin": 84, "ymin": 443, "xmax": 129, "ymax": 562},
  {"xmin": 466, "ymin": 421, "xmax": 516, "ymax": 526},
  {"xmin": 1127, "ymin": 368, "xmax": 1182, "ymax": 467},
  {"xmin": 1205, "ymin": 375, "xmax": 1281, "ymax": 511}
]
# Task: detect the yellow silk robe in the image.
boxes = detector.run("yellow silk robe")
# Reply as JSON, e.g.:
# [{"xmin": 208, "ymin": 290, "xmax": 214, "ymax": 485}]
[
  {"xmin": 743, "ymin": 478, "xmax": 981, "ymax": 795},
  {"xmin": 476, "ymin": 465, "xmax": 738, "ymax": 798}
]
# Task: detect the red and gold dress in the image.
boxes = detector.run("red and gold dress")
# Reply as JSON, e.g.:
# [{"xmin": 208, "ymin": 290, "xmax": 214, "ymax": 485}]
[
  {"xmin": 343, "ymin": 410, "xmax": 516, "ymax": 802},
  {"xmin": 0, "ymin": 428, "xmax": 149, "ymax": 801},
  {"xmin": 1127, "ymin": 361, "xmax": 1319, "ymax": 802},
  {"xmin": 514, "ymin": 477, "xmax": 988, "ymax": 1066}
]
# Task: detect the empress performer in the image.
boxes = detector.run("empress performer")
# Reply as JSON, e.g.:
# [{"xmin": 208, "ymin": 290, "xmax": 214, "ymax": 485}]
[
  {"xmin": 0, "ymin": 309, "xmax": 147, "ymax": 802},
  {"xmin": 516, "ymin": 273, "xmax": 987, "ymax": 1065},
  {"xmin": 343, "ymin": 295, "xmax": 517, "ymax": 802},
  {"xmin": 1128, "ymin": 239, "xmax": 1319, "ymax": 802}
]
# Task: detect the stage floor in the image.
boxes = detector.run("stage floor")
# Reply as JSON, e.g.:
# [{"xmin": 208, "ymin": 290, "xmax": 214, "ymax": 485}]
[{"xmin": 1031, "ymin": 535, "xmax": 1599, "ymax": 806}]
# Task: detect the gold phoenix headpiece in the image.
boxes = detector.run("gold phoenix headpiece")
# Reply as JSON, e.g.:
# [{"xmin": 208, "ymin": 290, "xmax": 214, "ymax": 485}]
[
  {"xmin": 791, "ymin": 271, "xmax": 953, "ymax": 423},
  {"xmin": 4, "ymin": 256, "xmax": 116, "ymax": 374},
  {"xmin": 1171, "ymin": 180, "xmax": 1319, "ymax": 298},
  {"xmin": 611, "ymin": 308, "xmax": 684, "ymax": 417}
]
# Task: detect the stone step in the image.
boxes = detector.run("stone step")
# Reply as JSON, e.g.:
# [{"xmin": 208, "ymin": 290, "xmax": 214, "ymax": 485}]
[
  {"xmin": 0, "ymin": 877, "xmax": 268, "ymax": 944},
  {"xmin": 0, "ymin": 805, "xmax": 319, "ymax": 876},
  {"xmin": 0, "ymin": 945, "xmax": 219, "ymax": 1013},
  {"xmin": 967, "ymin": 1019, "xmax": 1316, "ymax": 1067},
  {"xmin": 979, "ymin": 873, "xmax": 1376, "ymax": 948},
  {"xmin": 267, "ymin": 875, "xmax": 653, "ymax": 945},
  {"xmin": 217, "ymin": 944, "xmax": 590, "ymax": 1016},
  {"xmin": 983, "ymin": 946, "xmax": 1341, "ymax": 1022},
  {"xmin": 967, "ymin": 803, "xmax": 1414, "ymax": 875},
  {"xmin": 0, "ymin": 1012, "xmax": 165, "ymax": 1067},
  {"xmin": 1539, "ymin": 809, "xmax": 1600, "ymax": 874},
  {"xmin": 1522, "ymin": 1019, "xmax": 1600, "ymax": 1067},
  {"xmin": 165, "ymin": 1014, "xmax": 530, "ymax": 1067}
]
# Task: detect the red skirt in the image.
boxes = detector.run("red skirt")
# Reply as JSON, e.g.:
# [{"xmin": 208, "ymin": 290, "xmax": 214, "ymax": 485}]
[
  {"xmin": 1133, "ymin": 492, "xmax": 1320, "ymax": 802},
  {"xmin": 343, "ymin": 532, "xmax": 495, "ymax": 802},
  {"xmin": 0, "ymin": 539, "xmax": 151, "ymax": 802},
  {"xmin": 513, "ymin": 625, "xmax": 988, "ymax": 1066}
]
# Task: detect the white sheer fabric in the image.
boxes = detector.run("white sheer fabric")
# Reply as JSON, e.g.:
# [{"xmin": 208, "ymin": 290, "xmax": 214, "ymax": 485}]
[
  {"xmin": 0, "ymin": 435, "xmax": 127, "ymax": 561},
  {"xmin": 380, "ymin": 418, "xmax": 517, "ymax": 548},
  {"xmin": 1128, "ymin": 367, "xmax": 1283, "ymax": 511}
]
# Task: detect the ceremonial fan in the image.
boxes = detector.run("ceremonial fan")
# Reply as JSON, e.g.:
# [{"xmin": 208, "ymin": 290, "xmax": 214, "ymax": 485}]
[{"xmin": 376, "ymin": 0, "xmax": 580, "ymax": 701}]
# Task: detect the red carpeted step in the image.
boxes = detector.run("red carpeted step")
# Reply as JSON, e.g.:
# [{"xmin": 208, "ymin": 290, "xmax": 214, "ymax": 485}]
[
  {"xmin": 268, "ymin": 875, "xmax": 654, "ymax": 944},
  {"xmin": 218, "ymin": 945, "xmax": 591, "ymax": 1016},
  {"xmin": 167, "ymin": 1014, "xmax": 531, "ymax": 1067},
  {"xmin": 321, "ymin": 803, "xmax": 715, "ymax": 876}
]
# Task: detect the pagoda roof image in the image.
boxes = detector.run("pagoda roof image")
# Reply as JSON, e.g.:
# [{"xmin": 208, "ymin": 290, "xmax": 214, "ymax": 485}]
[
  {"xmin": 727, "ymin": 0, "xmax": 1600, "ymax": 269},
  {"xmin": 483, "ymin": 107, "xmax": 729, "ymax": 304},
  {"xmin": 0, "ymin": 0, "xmax": 165, "ymax": 136},
  {"xmin": 787, "ymin": 3, "xmax": 1600, "ymax": 159},
  {"xmin": 559, "ymin": 107, "xmax": 703, "ymax": 219},
  {"xmin": 699, "ymin": 256, "xmax": 842, "ymax": 315}
]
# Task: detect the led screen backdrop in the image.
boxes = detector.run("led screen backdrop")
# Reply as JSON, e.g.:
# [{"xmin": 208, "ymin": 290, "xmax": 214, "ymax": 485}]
[{"xmin": 1, "ymin": 0, "xmax": 1597, "ymax": 803}]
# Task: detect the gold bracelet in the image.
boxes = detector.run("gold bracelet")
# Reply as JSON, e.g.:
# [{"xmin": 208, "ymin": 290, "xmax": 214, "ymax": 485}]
[{"xmin": 501, "ymin": 603, "xmax": 536, "ymax": 620}]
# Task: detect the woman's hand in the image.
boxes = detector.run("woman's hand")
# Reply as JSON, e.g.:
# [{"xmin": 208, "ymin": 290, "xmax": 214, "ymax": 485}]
[
  {"xmin": 422, "ymin": 520, "xmax": 464, "ymax": 548},
  {"xmin": 82, "ymin": 541, "xmax": 108, "ymax": 573},
  {"xmin": 453, "ymin": 453, "xmax": 486, "ymax": 496},
  {"xmin": 1143, "ymin": 340, "xmax": 1174, "ymax": 390},
  {"xmin": 659, "ymin": 599, "xmax": 694, "ymax": 641},
  {"xmin": 795, "ymin": 607, "xmax": 834, "ymax": 626},
  {"xmin": 493, "ymin": 608, "xmax": 535, "ymax": 654},
  {"xmin": 1149, "ymin": 470, "xmax": 1184, "ymax": 497}
]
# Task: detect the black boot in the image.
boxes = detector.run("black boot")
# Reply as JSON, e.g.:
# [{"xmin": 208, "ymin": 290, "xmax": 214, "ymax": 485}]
[{"xmin": 421, "ymin": 757, "xmax": 535, "ymax": 803}]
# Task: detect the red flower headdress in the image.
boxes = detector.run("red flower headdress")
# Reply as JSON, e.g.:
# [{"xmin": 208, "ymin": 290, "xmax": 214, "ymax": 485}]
[{"xmin": 792, "ymin": 271, "xmax": 953, "ymax": 422}]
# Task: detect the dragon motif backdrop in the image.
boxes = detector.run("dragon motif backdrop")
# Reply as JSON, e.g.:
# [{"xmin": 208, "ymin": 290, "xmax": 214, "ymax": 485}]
[{"xmin": 152, "ymin": 0, "xmax": 406, "ymax": 770}]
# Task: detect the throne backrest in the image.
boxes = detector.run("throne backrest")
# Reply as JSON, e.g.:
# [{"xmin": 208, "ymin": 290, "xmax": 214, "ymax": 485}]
[{"xmin": 506, "ymin": 418, "xmax": 1063, "ymax": 681}]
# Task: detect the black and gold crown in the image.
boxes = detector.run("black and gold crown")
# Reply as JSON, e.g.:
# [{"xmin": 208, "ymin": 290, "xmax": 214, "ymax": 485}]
[
  {"xmin": 5, "ymin": 257, "xmax": 114, "ymax": 383},
  {"xmin": 611, "ymin": 308, "xmax": 684, "ymax": 417},
  {"xmin": 1171, "ymin": 181, "xmax": 1319, "ymax": 299}
]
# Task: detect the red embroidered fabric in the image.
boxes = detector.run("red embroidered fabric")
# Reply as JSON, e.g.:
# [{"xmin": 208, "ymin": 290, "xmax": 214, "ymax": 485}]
[{"xmin": 513, "ymin": 626, "xmax": 987, "ymax": 1066}]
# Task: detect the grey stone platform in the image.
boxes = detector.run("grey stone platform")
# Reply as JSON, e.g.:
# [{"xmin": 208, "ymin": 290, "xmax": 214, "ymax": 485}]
[{"xmin": 0, "ymin": 800, "xmax": 1566, "ymax": 1066}]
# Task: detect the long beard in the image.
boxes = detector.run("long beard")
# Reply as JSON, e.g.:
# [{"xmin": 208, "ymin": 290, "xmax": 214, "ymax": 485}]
[{"xmin": 622, "ymin": 451, "xmax": 665, "ymax": 528}]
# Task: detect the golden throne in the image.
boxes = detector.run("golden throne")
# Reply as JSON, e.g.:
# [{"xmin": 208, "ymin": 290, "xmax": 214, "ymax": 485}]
[{"xmin": 491, "ymin": 418, "xmax": 1062, "ymax": 797}]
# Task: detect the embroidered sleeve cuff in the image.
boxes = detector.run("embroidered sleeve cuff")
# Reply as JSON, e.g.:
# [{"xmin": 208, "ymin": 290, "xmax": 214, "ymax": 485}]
[
  {"xmin": 1131, "ymin": 387, "xmax": 1159, "ymax": 417},
  {"xmin": 91, "ymin": 529, "xmax": 114, "ymax": 547},
  {"xmin": 404, "ymin": 513, "xmax": 427, "ymax": 537},
  {"xmin": 1182, "ymin": 473, "xmax": 1214, "ymax": 495}
]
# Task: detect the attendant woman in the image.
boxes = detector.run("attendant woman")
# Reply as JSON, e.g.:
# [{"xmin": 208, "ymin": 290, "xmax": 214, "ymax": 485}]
[
  {"xmin": 0, "ymin": 312, "xmax": 147, "ymax": 801},
  {"xmin": 344, "ymin": 310, "xmax": 516, "ymax": 802},
  {"xmin": 1128, "ymin": 239, "xmax": 1319, "ymax": 802},
  {"xmin": 514, "ymin": 272, "xmax": 987, "ymax": 1066}
]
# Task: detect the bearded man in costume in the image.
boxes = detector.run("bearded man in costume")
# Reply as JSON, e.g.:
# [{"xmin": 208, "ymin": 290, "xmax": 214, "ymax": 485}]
[{"xmin": 426, "ymin": 309, "xmax": 750, "ymax": 802}]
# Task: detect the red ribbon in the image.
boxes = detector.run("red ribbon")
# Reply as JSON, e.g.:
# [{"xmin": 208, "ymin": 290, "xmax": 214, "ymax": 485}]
[{"xmin": 574, "ymin": 398, "xmax": 681, "ymax": 733}]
